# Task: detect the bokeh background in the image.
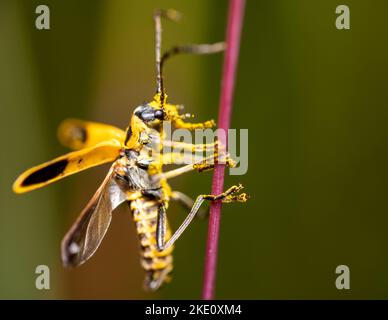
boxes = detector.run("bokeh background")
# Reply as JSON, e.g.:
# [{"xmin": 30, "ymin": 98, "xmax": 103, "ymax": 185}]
[{"xmin": 1, "ymin": 0, "xmax": 388, "ymax": 299}]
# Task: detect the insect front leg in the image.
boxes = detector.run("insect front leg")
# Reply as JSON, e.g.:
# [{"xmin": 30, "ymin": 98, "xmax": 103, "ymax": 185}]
[
  {"xmin": 173, "ymin": 117, "xmax": 216, "ymax": 130},
  {"xmin": 156, "ymin": 185, "xmax": 248, "ymax": 252},
  {"xmin": 163, "ymin": 103, "xmax": 216, "ymax": 130}
]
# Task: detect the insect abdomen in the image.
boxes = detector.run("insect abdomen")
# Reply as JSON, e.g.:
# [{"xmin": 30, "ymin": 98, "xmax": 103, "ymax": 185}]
[{"xmin": 130, "ymin": 198, "xmax": 174, "ymax": 291}]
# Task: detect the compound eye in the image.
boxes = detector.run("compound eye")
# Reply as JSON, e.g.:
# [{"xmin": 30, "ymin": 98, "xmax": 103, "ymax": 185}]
[
  {"xmin": 154, "ymin": 109, "xmax": 164, "ymax": 120},
  {"xmin": 135, "ymin": 106, "xmax": 154, "ymax": 122}
]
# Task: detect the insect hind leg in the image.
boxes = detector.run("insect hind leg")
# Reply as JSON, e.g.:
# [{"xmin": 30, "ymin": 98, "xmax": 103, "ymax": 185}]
[
  {"xmin": 156, "ymin": 185, "xmax": 249, "ymax": 252},
  {"xmin": 171, "ymin": 191, "xmax": 208, "ymax": 219}
]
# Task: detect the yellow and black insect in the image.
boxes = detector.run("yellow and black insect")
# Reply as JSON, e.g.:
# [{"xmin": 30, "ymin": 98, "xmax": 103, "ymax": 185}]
[{"xmin": 13, "ymin": 9, "xmax": 248, "ymax": 291}]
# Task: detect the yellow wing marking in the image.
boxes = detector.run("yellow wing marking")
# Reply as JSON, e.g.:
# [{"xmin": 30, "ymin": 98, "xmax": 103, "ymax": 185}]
[
  {"xmin": 13, "ymin": 140, "xmax": 122, "ymax": 194},
  {"xmin": 58, "ymin": 119, "xmax": 125, "ymax": 150}
]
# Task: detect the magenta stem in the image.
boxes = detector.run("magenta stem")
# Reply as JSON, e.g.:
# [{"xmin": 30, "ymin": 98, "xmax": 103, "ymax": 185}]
[{"xmin": 202, "ymin": 0, "xmax": 245, "ymax": 300}]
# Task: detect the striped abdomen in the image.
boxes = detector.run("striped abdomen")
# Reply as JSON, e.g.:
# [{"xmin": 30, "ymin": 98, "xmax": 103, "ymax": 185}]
[{"xmin": 130, "ymin": 197, "xmax": 174, "ymax": 291}]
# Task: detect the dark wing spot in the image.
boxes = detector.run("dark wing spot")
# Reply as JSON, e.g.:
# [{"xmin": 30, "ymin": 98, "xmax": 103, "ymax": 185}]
[
  {"xmin": 21, "ymin": 159, "xmax": 68, "ymax": 186},
  {"xmin": 124, "ymin": 126, "xmax": 133, "ymax": 145},
  {"xmin": 72, "ymin": 126, "xmax": 87, "ymax": 143}
]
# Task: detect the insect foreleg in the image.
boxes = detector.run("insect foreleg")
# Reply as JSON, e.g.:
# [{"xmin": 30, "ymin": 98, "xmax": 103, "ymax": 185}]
[{"xmin": 156, "ymin": 185, "xmax": 248, "ymax": 252}]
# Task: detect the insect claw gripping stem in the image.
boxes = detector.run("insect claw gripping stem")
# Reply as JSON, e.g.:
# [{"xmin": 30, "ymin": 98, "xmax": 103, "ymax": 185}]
[{"xmin": 203, "ymin": 184, "xmax": 248, "ymax": 203}]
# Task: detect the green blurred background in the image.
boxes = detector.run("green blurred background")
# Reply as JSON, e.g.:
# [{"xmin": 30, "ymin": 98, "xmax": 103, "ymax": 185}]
[{"xmin": 1, "ymin": 0, "xmax": 388, "ymax": 299}]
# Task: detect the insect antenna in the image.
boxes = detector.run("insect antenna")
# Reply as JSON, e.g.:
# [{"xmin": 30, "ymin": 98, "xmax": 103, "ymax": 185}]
[
  {"xmin": 154, "ymin": 9, "xmax": 225, "ymax": 106},
  {"xmin": 160, "ymin": 42, "xmax": 225, "ymax": 72},
  {"xmin": 154, "ymin": 9, "xmax": 181, "ymax": 105}
]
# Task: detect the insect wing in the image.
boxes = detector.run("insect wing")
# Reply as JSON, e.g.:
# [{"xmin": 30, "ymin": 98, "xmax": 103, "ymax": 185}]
[
  {"xmin": 61, "ymin": 165, "xmax": 127, "ymax": 267},
  {"xmin": 13, "ymin": 139, "xmax": 122, "ymax": 194}
]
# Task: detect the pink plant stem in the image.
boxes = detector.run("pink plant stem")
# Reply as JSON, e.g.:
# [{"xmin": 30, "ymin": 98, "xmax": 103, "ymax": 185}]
[{"xmin": 202, "ymin": 0, "xmax": 245, "ymax": 300}]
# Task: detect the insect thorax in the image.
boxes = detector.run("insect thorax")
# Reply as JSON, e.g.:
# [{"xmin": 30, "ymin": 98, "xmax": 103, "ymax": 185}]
[{"xmin": 114, "ymin": 149, "xmax": 162, "ymax": 199}]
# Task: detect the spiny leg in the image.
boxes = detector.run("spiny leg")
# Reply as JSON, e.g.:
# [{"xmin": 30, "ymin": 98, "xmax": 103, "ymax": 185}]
[{"xmin": 156, "ymin": 185, "xmax": 248, "ymax": 251}]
